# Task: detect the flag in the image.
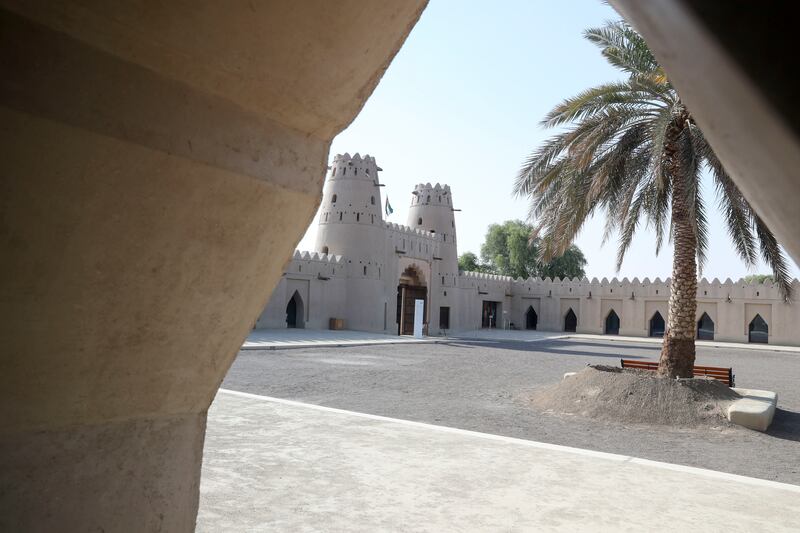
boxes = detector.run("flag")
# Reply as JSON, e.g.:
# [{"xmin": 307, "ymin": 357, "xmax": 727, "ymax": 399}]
[{"xmin": 385, "ymin": 197, "xmax": 394, "ymax": 217}]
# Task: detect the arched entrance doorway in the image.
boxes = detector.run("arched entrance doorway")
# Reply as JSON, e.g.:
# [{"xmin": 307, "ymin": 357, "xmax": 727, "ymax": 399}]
[
  {"xmin": 286, "ymin": 290, "xmax": 305, "ymax": 329},
  {"xmin": 525, "ymin": 306, "xmax": 538, "ymax": 330},
  {"xmin": 564, "ymin": 308, "xmax": 577, "ymax": 332},
  {"xmin": 605, "ymin": 310, "xmax": 620, "ymax": 335},
  {"xmin": 749, "ymin": 314, "xmax": 768, "ymax": 343},
  {"xmin": 649, "ymin": 311, "xmax": 665, "ymax": 337},
  {"xmin": 397, "ymin": 266, "xmax": 427, "ymax": 335},
  {"xmin": 697, "ymin": 312, "xmax": 714, "ymax": 340}
]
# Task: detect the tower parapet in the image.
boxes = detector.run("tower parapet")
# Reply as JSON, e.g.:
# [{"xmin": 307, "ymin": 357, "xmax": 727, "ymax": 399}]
[{"xmin": 406, "ymin": 182, "xmax": 458, "ymax": 276}]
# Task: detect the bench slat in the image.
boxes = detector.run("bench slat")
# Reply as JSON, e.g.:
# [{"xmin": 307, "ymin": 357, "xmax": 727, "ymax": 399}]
[{"xmin": 620, "ymin": 358, "xmax": 734, "ymax": 387}]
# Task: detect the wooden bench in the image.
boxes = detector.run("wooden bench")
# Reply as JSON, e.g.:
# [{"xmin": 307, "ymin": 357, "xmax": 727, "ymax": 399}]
[{"xmin": 620, "ymin": 359, "xmax": 735, "ymax": 387}]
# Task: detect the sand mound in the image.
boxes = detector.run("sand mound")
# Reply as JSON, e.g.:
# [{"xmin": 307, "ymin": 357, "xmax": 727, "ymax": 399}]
[{"xmin": 531, "ymin": 365, "xmax": 741, "ymax": 427}]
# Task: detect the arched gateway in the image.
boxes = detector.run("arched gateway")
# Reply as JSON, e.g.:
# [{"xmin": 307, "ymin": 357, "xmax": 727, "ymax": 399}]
[{"xmin": 397, "ymin": 265, "xmax": 427, "ymax": 335}]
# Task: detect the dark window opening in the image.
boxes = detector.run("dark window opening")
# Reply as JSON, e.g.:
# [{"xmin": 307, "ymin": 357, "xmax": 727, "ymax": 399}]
[
  {"xmin": 332, "ymin": 194, "xmax": 337, "ymax": 203},
  {"xmin": 321, "ymin": 246, "xmax": 329, "ymax": 254},
  {"xmin": 439, "ymin": 307, "xmax": 450, "ymax": 330}
]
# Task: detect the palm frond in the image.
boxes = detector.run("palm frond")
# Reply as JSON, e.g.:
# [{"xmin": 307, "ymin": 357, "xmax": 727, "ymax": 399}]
[
  {"xmin": 584, "ymin": 20, "xmax": 659, "ymax": 77},
  {"xmin": 753, "ymin": 215, "xmax": 794, "ymax": 301}
]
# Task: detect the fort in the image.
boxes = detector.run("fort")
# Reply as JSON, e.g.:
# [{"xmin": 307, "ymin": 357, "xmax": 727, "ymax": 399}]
[{"xmin": 257, "ymin": 153, "xmax": 800, "ymax": 346}]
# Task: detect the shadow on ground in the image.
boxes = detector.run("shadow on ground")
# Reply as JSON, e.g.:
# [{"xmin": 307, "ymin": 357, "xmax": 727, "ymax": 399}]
[{"xmin": 767, "ymin": 409, "xmax": 800, "ymax": 442}]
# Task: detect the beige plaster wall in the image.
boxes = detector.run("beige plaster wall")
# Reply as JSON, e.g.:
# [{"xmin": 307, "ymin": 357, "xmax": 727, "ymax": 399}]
[{"xmin": 0, "ymin": 1, "xmax": 427, "ymax": 530}]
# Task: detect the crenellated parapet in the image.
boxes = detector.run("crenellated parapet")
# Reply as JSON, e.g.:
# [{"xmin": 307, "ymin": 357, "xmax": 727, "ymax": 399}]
[
  {"xmin": 329, "ymin": 152, "xmax": 381, "ymax": 180},
  {"xmin": 411, "ymin": 182, "xmax": 453, "ymax": 207},
  {"xmin": 283, "ymin": 249, "xmax": 347, "ymax": 278},
  {"xmin": 455, "ymin": 273, "xmax": 799, "ymax": 301},
  {"xmin": 384, "ymin": 221, "xmax": 439, "ymax": 240}
]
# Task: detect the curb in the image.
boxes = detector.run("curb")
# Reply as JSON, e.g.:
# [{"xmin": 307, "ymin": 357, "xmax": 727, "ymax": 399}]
[
  {"xmin": 241, "ymin": 338, "xmax": 446, "ymax": 351},
  {"xmin": 560, "ymin": 334, "xmax": 800, "ymax": 354}
]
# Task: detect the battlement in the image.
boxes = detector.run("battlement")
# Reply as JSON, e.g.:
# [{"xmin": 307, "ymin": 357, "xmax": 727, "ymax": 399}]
[
  {"xmin": 450, "ymin": 272, "xmax": 799, "ymax": 301},
  {"xmin": 329, "ymin": 152, "xmax": 382, "ymax": 180},
  {"xmin": 292, "ymin": 250, "xmax": 345, "ymax": 264},
  {"xmin": 384, "ymin": 221, "xmax": 439, "ymax": 240},
  {"xmin": 501, "ymin": 275, "xmax": 798, "ymax": 301},
  {"xmin": 411, "ymin": 182, "xmax": 453, "ymax": 207},
  {"xmin": 413, "ymin": 182, "xmax": 451, "ymax": 193},
  {"xmin": 460, "ymin": 271, "xmax": 515, "ymax": 282}
]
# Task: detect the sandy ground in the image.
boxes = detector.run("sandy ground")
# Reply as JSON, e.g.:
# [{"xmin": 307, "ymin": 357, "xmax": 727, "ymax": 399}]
[{"xmin": 222, "ymin": 337, "xmax": 800, "ymax": 484}]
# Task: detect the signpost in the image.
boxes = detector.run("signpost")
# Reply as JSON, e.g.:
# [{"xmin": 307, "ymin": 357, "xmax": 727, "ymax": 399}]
[{"xmin": 413, "ymin": 299, "xmax": 424, "ymax": 338}]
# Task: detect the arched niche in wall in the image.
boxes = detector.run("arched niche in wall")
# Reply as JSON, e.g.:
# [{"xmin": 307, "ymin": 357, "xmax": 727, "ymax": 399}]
[
  {"xmin": 649, "ymin": 311, "xmax": 665, "ymax": 337},
  {"xmin": 748, "ymin": 314, "xmax": 768, "ymax": 343},
  {"xmin": 697, "ymin": 312, "xmax": 715, "ymax": 341},
  {"xmin": 286, "ymin": 290, "xmax": 305, "ymax": 329},
  {"xmin": 604, "ymin": 309, "xmax": 620, "ymax": 335},
  {"xmin": 525, "ymin": 306, "xmax": 538, "ymax": 330},
  {"xmin": 564, "ymin": 308, "xmax": 577, "ymax": 332}
]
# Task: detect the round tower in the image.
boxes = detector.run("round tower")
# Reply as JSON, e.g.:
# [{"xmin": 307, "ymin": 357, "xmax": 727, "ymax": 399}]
[
  {"xmin": 315, "ymin": 153, "xmax": 385, "ymax": 264},
  {"xmin": 406, "ymin": 183, "xmax": 459, "ymax": 276}
]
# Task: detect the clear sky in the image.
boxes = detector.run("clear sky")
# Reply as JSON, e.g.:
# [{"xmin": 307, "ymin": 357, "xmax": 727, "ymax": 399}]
[{"xmin": 297, "ymin": 0, "xmax": 799, "ymax": 281}]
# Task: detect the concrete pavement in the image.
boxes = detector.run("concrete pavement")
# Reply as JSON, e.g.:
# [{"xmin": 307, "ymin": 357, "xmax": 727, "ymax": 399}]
[
  {"xmin": 242, "ymin": 328, "xmax": 439, "ymax": 350},
  {"xmin": 565, "ymin": 333, "xmax": 800, "ymax": 353},
  {"xmin": 245, "ymin": 327, "xmax": 800, "ymax": 353},
  {"xmin": 449, "ymin": 329, "xmax": 567, "ymax": 343},
  {"xmin": 198, "ymin": 389, "xmax": 800, "ymax": 532}
]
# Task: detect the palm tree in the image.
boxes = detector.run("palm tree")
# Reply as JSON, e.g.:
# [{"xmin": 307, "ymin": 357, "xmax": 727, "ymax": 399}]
[{"xmin": 514, "ymin": 20, "xmax": 792, "ymax": 379}]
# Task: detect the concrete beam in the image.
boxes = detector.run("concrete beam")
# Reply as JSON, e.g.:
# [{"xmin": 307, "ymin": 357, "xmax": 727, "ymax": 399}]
[{"xmin": 0, "ymin": 1, "xmax": 426, "ymax": 530}]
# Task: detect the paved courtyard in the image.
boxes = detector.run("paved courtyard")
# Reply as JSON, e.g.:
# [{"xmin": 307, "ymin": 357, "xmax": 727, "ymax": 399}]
[
  {"xmin": 198, "ymin": 390, "xmax": 800, "ymax": 532},
  {"xmin": 220, "ymin": 337, "xmax": 800, "ymax": 484}
]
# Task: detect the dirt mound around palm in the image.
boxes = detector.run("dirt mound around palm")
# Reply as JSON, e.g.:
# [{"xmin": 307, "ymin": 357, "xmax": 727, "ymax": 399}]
[{"xmin": 530, "ymin": 365, "xmax": 741, "ymax": 427}]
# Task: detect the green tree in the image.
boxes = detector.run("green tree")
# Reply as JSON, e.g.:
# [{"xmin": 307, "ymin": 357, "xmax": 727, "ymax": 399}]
[
  {"xmin": 478, "ymin": 220, "xmax": 587, "ymax": 279},
  {"xmin": 514, "ymin": 21, "xmax": 792, "ymax": 378},
  {"xmin": 743, "ymin": 274, "xmax": 774, "ymax": 284},
  {"xmin": 538, "ymin": 244, "xmax": 587, "ymax": 280},
  {"xmin": 458, "ymin": 251, "xmax": 489, "ymax": 273}
]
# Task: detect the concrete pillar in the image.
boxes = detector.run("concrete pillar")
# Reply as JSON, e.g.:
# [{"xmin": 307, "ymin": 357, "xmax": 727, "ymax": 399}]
[{"xmin": 0, "ymin": 1, "xmax": 426, "ymax": 531}]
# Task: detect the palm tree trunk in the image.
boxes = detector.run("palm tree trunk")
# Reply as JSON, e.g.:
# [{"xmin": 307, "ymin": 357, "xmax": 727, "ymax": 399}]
[{"xmin": 658, "ymin": 108, "xmax": 697, "ymax": 378}]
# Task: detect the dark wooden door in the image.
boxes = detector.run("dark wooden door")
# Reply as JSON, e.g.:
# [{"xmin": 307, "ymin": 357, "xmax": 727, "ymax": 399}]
[{"xmin": 399, "ymin": 284, "xmax": 427, "ymax": 335}]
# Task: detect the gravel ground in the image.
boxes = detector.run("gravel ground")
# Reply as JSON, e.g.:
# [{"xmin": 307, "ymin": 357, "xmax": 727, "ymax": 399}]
[{"xmin": 221, "ymin": 338, "xmax": 800, "ymax": 484}]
